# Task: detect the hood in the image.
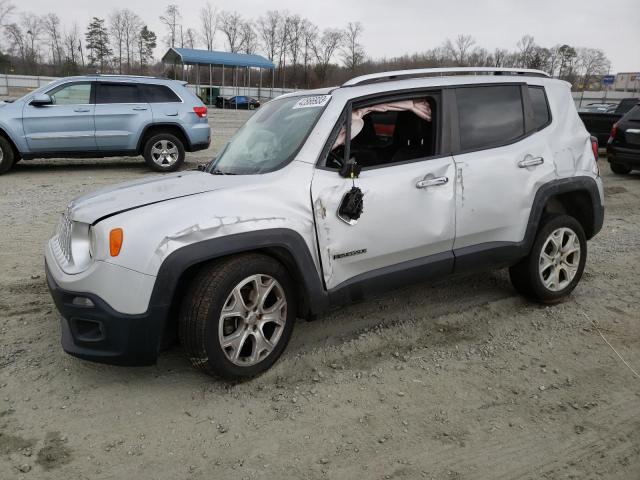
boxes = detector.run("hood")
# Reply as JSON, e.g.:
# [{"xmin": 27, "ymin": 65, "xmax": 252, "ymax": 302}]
[{"xmin": 69, "ymin": 171, "xmax": 238, "ymax": 224}]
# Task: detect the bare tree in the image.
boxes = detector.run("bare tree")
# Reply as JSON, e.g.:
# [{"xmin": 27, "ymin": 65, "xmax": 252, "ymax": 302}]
[
  {"xmin": 287, "ymin": 15, "xmax": 303, "ymax": 79},
  {"xmin": 444, "ymin": 34, "xmax": 475, "ymax": 65},
  {"xmin": 63, "ymin": 22, "xmax": 80, "ymax": 67},
  {"xmin": 577, "ymin": 47, "xmax": 609, "ymax": 89},
  {"xmin": 184, "ymin": 27, "xmax": 197, "ymax": 49},
  {"xmin": 340, "ymin": 21, "xmax": 365, "ymax": 71},
  {"xmin": 218, "ymin": 11, "xmax": 243, "ymax": 53},
  {"xmin": 0, "ymin": 0, "xmax": 13, "ymax": 24},
  {"xmin": 42, "ymin": 13, "xmax": 63, "ymax": 67},
  {"xmin": 493, "ymin": 48, "xmax": 508, "ymax": 67},
  {"xmin": 200, "ymin": 2, "xmax": 217, "ymax": 50},
  {"xmin": 240, "ymin": 21, "xmax": 257, "ymax": 55},
  {"xmin": 313, "ymin": 28, "xmax": 343, "ymax": 84},
  {"xmin": 301, "ymin": 19, "xmax": 317, "ymax": 87},
  {"xmin": 276, "ymin": 13, "xmax": 291, "ymax": 79},
  {"xmin": 517, "ymin": 34, "xmax": 536, "ymax": 68},
  {"xmin": 0, "ymin": 0, "xmax": 14, "ymax": 45},
  {"xmin": 21, "ymin": 13, "xmax": 41, "ymax": 65},
  {"xmin": 123, "ymin": 9, "xmax": 142, "ymax": 72},
  {"xmin": 159, "ymin": 4, "xmax": 180, "ymax": 48},
  {"xmin": 4, "ymin": 22, "xmax": 26, "ymax": 60},
  {"xmin": 109, "ymin": 10, "xmax": 126, "ymax": 73},
  {"xmin": 257, "ymin": 10, "xmax": 281, "ymax": 62}
]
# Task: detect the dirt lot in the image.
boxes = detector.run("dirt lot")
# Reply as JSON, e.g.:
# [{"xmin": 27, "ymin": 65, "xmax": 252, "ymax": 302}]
[{"xmin": 1, "ymin": 110, "xmax": 639, "ymax": 479}]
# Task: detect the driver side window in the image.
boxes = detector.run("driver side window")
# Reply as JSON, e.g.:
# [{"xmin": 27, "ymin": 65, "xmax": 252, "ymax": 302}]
[
  {"xmin": 326, "ymin": 95, "xmax": 439, "ymax": 170},
  {"xmin": 47, "ymin": 83, "xmax": 92, "ymax": 105}
]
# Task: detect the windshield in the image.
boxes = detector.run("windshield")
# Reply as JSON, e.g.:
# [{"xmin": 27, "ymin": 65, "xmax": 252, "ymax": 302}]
[{"xmin": 208, "ymin": 95, "xmax": 330, "ymax": 175}]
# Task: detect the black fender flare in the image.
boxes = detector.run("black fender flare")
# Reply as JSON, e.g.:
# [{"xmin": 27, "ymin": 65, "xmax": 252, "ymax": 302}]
[
  {"xmin": 524, "ymin": 176, "xmax": 604, "ymax": 245},
  {"xmin": 148, "ymin": 228, "xmax": 328, "ymax": 342}
]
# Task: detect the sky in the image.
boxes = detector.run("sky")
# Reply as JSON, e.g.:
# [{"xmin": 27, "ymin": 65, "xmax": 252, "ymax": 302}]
[{"xmin": 15, "ymin": 0, "xmax": 640, "ymax": 72}]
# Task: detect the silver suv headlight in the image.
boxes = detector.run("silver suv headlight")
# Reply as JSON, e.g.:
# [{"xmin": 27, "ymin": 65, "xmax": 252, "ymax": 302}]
[{"xmin": 53, "ymin": 210, "xmax": 94, "ymax": 273}]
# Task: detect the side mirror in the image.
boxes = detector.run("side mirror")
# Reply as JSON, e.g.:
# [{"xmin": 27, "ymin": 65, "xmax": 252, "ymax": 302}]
[{"xmin": 30, "ymin": 94, "xmax": 53, "ymax": 106}]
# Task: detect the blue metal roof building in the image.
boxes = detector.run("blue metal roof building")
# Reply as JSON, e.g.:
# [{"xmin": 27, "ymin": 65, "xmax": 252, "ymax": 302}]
[
  {"xmin": 161, "ymin": 48, "xmax": 278, "ymax": 107},
  {"xmin": 162, "ymin": 48, "xmax": 275, "ymax": 70}
]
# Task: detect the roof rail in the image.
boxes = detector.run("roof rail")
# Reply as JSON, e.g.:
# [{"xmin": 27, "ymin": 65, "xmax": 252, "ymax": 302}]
[
  {"xmin": 343, "ymin": 67, "xmax": 550, "ymax": 87},
  {"xmin": 83, "ymin": 74, "xmax": 163, "ymax": 79}
]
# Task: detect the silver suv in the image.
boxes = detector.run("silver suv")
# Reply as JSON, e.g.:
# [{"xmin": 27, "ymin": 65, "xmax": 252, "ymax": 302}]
[
  {"xmin": 45, "ymin": 68, "xmax": 604, "ymax": 379},
  {"xmin": 0, "ymin": 75, "xmax": 210, "ymax": 174}
]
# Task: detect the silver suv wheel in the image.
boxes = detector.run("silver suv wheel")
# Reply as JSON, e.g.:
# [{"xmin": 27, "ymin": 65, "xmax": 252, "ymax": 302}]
[
  {"xmin": 150, "ymin": 140, "xmax": 179, "ymax": 167},
  {"xmin": 218, "ymin": 274, "xmax": 287, "ymax": 366},
  {"xmin": 538, "ymin": 227, "xmax": 581, "ymax": 291}
]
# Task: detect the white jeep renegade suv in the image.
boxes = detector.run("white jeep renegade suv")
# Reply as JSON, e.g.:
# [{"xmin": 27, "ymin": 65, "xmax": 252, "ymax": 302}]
[{"xmin": 45, "ymin": 68, "xmax": 604, "ymax": 379}]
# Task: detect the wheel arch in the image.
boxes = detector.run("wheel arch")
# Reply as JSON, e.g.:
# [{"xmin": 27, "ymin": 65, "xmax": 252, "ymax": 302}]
[
  {"xmin": 151, "ymin": 229, "xmax": 327, "ymax": 349},
  {"xmin": 0, "ymin": 126, "xmax": 23, "ymax": 161},
  {"xmin": 137, "ymin": 123, "xmax": 191, "ymax": 154},
  {"xmin": 528, "ymin": 176, "xmax": 604, "ymax": 243}
]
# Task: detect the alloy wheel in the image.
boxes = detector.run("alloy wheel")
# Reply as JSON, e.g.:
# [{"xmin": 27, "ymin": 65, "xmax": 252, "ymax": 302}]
[
  {"xmin": 538, "ymin": 227, "xmax": 581, "ymax": 291},
  {"xmin": 151, "ymin": 140, "xmax": 179, "ymax": 167},
  {"xmin": 218, "ymin": 274, "xmax": 287, "ymax": 366}
]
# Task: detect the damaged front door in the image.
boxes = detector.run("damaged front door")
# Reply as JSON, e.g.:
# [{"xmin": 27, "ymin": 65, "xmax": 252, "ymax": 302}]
[{"xmin": 311, "ymin": 157, "xmax": 456, "ymax": 290}]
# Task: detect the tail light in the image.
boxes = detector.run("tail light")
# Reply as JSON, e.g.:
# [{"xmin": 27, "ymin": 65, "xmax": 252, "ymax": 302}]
[
  {"xmin": 591, "ymin": 136, "xmax": 598, "ymax": 161},
  {"xmin": 193, "ymin": 106, "xmax": 208, "ymax": 118},
  {"xmin": 609, "ymin": 122, "xmax": 618, "ymax": 140}
]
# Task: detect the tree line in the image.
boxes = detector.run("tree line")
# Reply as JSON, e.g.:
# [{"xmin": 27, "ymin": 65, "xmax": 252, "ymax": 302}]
[{"xmin": 0, "ymin": 0, "xmax": 611, "ymax": 91}]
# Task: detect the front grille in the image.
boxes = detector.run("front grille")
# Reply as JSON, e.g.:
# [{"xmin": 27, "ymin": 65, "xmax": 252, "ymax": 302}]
[{"xmin": 57, "ymin": 210, "xmax": 73, "ymax": 263}]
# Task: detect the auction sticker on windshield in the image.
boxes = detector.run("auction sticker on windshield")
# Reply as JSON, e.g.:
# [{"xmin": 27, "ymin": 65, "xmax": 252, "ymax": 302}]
[{"xmin": 293, "ymin": 95, "xmax": 331, "ymax": 109}]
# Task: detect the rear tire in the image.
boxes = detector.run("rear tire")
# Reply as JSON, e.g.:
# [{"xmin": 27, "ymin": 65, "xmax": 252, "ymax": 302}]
[
  {"xmin": 509, "ymin": 214, "xmax": 587, "ymax": 304},
  {"xmin": 610, "ymin": 162, "xmax": 631, "ymax": 175},
  {"xmin": 0, "ymin": 136, "xmax": 16, "ymax": 174},
  {"xmin": 179, "ymin": 254, "xmax": 296, "ymax": 379},
  {"xmin": 143, "ymin": 133, "xmax": 185, "ymax": 172}
]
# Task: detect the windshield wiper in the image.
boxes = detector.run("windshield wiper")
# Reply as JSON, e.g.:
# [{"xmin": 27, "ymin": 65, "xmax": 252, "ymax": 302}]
[{"xmin": 211, "ymin": 168, "xmax": 235, "ymax": 175}]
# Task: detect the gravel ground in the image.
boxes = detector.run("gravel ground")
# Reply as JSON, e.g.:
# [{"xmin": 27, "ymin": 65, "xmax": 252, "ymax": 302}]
[{"xmin": 1, "ymin": 110, "xmax": 639, "ymax": 479}]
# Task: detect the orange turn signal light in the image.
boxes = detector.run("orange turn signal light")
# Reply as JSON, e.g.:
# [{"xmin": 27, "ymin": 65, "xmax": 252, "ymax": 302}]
[{"xmin": 109, "ymin": 228, "xmax": 124, "ymax": 257}]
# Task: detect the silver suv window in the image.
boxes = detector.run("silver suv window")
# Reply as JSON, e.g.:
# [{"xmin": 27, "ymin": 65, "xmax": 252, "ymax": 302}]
[
  {"xmin": 96, "ymin": 82, "xmax": 140, "ymax": 104},
  {"xmin": 140, "ymin": 84, "xmax": 181, "ymax": 103},
  {"xmin": 47, "ymin": 82, "xmax": 92, "ymax": 105},
  {"xmin": 456, "ymin": 85, "xmax": 524, "ymax": 152}
]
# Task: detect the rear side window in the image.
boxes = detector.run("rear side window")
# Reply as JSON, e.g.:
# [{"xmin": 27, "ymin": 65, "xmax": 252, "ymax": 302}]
[
  {"xmin": 456, "ymin": 85, "xmax": 524, "ymax": 151},
  {"xmin": 623, "ymin": 105, "xmax": 640, "ymax": 121},
  {"xmin": 140, "ymin": 84, "xmax": 181, "ymax": 103},
  {"xmin": 528, "ymin": 86, "xmax": 551, "ymax": 130},
  {"xmin": 96, "ymin": 83, "xmax": 140, "ymax": 104}
]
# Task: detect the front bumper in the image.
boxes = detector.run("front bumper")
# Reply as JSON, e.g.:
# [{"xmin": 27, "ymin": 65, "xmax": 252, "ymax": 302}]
[{"xmin": 46, "ymin": 261, "xmax": 168, "ymax": 366}]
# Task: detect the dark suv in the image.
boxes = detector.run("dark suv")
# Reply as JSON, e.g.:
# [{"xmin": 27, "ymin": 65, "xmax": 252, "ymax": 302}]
[{"xmin": 607, "ymin": 103, "xmax": 640, "ymax": 174}]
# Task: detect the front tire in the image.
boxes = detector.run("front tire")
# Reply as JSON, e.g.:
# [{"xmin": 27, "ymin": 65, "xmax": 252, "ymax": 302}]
[
  {"xmin": 0, "ymin": 136, "xmax": 16, "ymax": 174},
  {"xmin": 179, "ymin": 254, "xmax": 296, "ymax": 379},
  {"xmin": 509, "ymin": 214, "xmax": 587, "ymax": 304},
  {"xmin": 143, "ymin": 133, "xmax": 185, "ymax": 172},
  {"xmin": 610, "ymin": 162, "xmax": 631, "ymax": 175}
]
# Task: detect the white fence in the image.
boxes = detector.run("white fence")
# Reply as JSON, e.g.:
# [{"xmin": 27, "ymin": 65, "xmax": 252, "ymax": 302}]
[{"xmin": 0, "ymin": 73, "xmax": 58, "ymax": 96}]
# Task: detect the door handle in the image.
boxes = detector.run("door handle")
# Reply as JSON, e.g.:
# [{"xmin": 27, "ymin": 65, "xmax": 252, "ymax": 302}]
[
  {"xmin": 132, "ymin": 106, "xmax": 148, "ymax": 111},
  {"xmin": 416, "ymin": 176, "xmax": 448, "ymax": 189},
  {"xmin": 73, "ymin": 107, "xmax": 90, "ymax": 113},
  {"xmin": 518, "ymin": 156, "xmax": 544, "ymax": 168},
  {"xmin": 627, "ymin": 129, "xmax": 640, "ymax": 134}
]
